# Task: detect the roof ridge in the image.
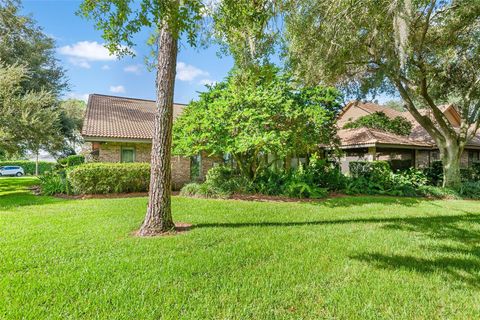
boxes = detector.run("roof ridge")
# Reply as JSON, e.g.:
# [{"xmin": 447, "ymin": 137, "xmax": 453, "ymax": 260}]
[{"xmin": 89, "ymin": 93, "xmax": 188, "ymax": 106}]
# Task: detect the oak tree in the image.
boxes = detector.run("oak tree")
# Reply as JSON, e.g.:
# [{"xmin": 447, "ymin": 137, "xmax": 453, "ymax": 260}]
[{"xmin": 285, "ymin": 0, "xmax": 480, "ymax": 187}]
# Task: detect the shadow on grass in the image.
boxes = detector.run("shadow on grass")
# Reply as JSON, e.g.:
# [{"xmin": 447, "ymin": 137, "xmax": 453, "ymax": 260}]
[
  {"xmin": 316, "ymin": 195, "xmax": 426, "ymax": 208},
  {"xmin": 352, "ymin": 213, "xmax": 480, "ymax": 287},
  {"xmin": 0, "ymin": 178, "xmax": 65, "ymax": 210},
  {"xmin": 194, "ymin": 213, "xmax": 480, "ymax": 230}
]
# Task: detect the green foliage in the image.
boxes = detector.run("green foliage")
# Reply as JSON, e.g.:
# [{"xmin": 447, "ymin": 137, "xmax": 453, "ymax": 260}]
[
  {"xmin": 0, "ymin": 160, "xmax": 55, "ymax": 175},
  {"xmin": 174, "ymin": 66, "xmax": 342, "ymax": 178},
  {"xmin": 39, "ymin": 171, "xmax": 68, "ymax": 196},
  {"xmin": 343, "ymin": 112, "xmax": 412, "ymax": 136},
  {"xmin": 204, "ymin": 165, "xmax": 253, "ymax": 195},
  {"xmin": 283, "ymin": 165, "xmax": 328, "ymax": 199},
  {"xmin": 79, "ymin": 0, "xmax": 204, "ymax": 57},
  {"xmin": 284, "ymin": 0, "xmax": 480, "ymax": 188},
  {"xmin": 455, "ymin": 181, "xmax": 480, "ymax": 199},
  {"xmin": 347, "ymin": 161, "xmax": 428, "ymax": 196},
  {"xmin": 58, "ymin": 155, "xmax": 85, "ymax": 168},
  {"xmin": 0, "ymin": 64, "xmax": 61, "ymax": 157},
  {"xmin": 423, "ymin": 161, "xmax": 444, "ymax": 186},
  {"xmin": 179, "ymin": 183, "xmax": 203, "ymax": 197},
  {"xmin": 0, "ymin": 1, "xmax": 67, "ymax": 95},
  {"xmin": 67, "ymin": 163, "xmax": 150, "ymax": 194}
]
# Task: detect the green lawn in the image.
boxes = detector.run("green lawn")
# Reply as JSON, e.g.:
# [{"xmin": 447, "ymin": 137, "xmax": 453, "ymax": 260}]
[{"xmin": 1, "ymin": 177, "xmax": 480, "ymax": 319}]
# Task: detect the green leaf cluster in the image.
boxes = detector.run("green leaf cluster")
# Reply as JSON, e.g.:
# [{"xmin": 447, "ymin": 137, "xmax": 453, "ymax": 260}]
[
  {"xmin": 173, "ymin": 66, "xmax": 342, "ymax": 178},
  {"xmin": 343, "ymin": 112, "xmax": 413, "ymax": 136}
]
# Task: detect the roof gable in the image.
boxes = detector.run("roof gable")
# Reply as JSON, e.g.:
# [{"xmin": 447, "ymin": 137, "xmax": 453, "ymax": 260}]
[{"xmin": 82, "ymin": 94, "xmax": 186, "ymax": 140}]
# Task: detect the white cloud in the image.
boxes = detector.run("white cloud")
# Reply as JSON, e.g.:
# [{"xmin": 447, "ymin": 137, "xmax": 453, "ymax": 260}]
[
  {"xmin": 109, "ymin": 85, "xmax": 126, "ymax": 94},
  {"xmin": 65, "ymin": 92, "xmax": 89, "ymax": 102},
  {"xmin": 199, "ymin": 79, "xmax": 217, "ymax": 86},
  {"xmin": 124, "ymin": 64, "xmax": 142, "ymax": 74},
  {"xmin": 176, "ymin": 62, "xmax": 209, "ymax": 81},
  {"xmin": 59, "ymin": 41, "xmax": 118, "ymax": 61},
  {"xmin": 101, "ymin": 65, "xmax": 110, "ymax": 70},
  {"xmin": 68, "ymin": 58, "xmax": 91, "ymax": 69}
]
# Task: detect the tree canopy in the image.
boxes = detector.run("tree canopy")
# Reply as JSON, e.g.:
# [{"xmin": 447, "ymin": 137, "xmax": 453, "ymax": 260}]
[
  {"xmin": 0, "ymin": 0, "xmax": 67, "ymax": 95},
  {"xmin": 0, "ymin": 64, "xmax": 61, "ymax": 169},
  {"xmin": 284, "ymin": 0, "xmax": 480, "ymax": 187},
  {"xmin": 173, "ymin": 66, "xmax": 342, "ymax": 178}
]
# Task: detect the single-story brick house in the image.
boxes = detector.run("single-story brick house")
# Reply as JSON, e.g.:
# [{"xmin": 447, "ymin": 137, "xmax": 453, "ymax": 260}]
[
  {"xmin": 81, "ymin": 94, "xmax": 221, "ymax": 189},
  {"xmin": 336, "ymin": 101, "xmax": 480, "ymax": 173}
]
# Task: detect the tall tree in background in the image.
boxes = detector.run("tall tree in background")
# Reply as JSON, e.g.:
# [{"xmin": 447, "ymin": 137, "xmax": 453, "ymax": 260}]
[
  {"xmin": 0, "ymin": 0, "xmax": 67, "ymax": 95},
  {"xmin": 58, "ymin": 99, "xmax": 87, "ymax": 154},
  {"xmin": 285, "ymin": 0, "xmax": 480, "ymax": 187},
  {"xmin": 79, "ymin": 0, "xmax": 205, "ymax": 235},
  {"xmin": 0, "ymin": 64, "xmax": 60, "ymax": 175}
]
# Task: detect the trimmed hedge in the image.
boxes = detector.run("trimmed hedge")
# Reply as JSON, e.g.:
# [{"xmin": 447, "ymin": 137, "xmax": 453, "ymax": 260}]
[
  {"xmin": 58, "ymin": 155, "xmax": 85, "ymax": 168},
  {"xmin": 0, "ymin": 160, "xmax": 55, "ymax": 175},
  {"xmin": 68, "ymin": 163, "xmax": 151, "ymax": 194}
]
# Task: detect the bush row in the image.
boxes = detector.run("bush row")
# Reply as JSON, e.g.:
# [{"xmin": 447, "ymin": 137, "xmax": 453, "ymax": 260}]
[
  {"xmin": 68, "ymin": 163, "xmax": 151, "ymax": 194},
  {"xmin": 181, "ymin": 156, "xmax": 344, "ymax": 199},
  {"xmin": 0, "ymin": 160, "xmax": 56, "ymax": 175},
  {"xmin": 181, "ymin": 159, "xmax": 480, "ymax": 200}
]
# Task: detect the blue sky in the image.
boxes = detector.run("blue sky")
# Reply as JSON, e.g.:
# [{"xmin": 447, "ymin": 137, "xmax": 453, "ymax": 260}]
[{"xmin": 22, "ymin": 0, "xmax": 234, "ymax": 104}]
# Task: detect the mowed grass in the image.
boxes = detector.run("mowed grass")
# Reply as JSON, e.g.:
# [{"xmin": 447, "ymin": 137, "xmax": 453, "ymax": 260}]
[{"xmin": 1, "ymin": 178, "xmax": 480, "ymax": 319}]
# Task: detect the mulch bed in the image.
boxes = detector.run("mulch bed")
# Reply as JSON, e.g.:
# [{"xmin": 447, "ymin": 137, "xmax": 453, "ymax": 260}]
[{"xmin": 52, "ymin": 191, "xmax": 346, "ymax": 203}]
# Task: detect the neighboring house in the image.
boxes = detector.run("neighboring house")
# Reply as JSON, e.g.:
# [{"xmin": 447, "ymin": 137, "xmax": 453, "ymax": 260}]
[
  {"xmin": 81, "ymin": 94, "xmax": 220, "ymax": 189},
  {"xmin": 336, "ymin": 101, "xmax": 480, "ymax": 173}
]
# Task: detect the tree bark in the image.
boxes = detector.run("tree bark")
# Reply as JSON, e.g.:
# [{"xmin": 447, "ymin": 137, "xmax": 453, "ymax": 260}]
[
  {"xmin": 35, "ymin": 151, "xmax": 39, "ymax": 176},
  {"xmin": 138, "ymin": 23, "xmax": 178, "ymax": 236},
  {"xmin": 441, "ymin": 145, "xmax": 463, "ymax": 188}
]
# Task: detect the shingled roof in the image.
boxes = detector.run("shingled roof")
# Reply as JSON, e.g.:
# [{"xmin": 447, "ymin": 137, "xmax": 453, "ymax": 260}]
[
  {"xmin": 82, "ymin": 94, "xmax": 186, "ymax": 140},
  {"xmin": 338, "ymin": 101, "xmax": 480, "ymax": 149},
  {"xmin": 337, "ymin": 127, "xmax": 432, "ymax": 148}
]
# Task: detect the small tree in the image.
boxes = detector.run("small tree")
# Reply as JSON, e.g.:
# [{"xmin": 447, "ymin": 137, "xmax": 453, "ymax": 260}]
[
  {"xmin": 284, "ymin": 0, "xmax": 480, "ymax": 187},
  {"xmin": 174, "ymin": 66, "xmax": 342, "ymax": 178}
]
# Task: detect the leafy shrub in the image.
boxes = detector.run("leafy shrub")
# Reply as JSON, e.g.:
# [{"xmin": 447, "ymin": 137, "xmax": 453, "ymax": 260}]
[
  {"xmin": 455, "ymin": 181, "xmax": 480, "ymax": 199},
  {"xmin": 205, "ymin": 165, "xmax": 253, "ymax": 195},
  {"xmin": 347, "ymin": 162, "xmax": 428, "ymax": 196},
  {"xmin": 68, "ymin": 163, "xmax": 150, "ymax": 194},
  {"xmin": 343, "ymin": 111, "xmax": 412, "ymax": 136},
  {"xmin": 349, "ymin": 161, "xmax": 391, "ymax": 182},
  {"xmin": 179, "ymin": 183, "xmax": 203, "ymax": 197},
  {"xmin": 423, "ymin": 160, "xmax": 443, "ymax": 186},
  {"xmin": 417, "ymin": 185, "xmax": 460, "ymax": 199},
  {"xmin": 39, "ymin": 172, "xmax": 69, "ymax": 195},
  {"xmin": 0, "ymin": 160, "xmax": 55, "ymax": 175},
  {"xmin": 307, "ymin": 154, "xmax": 347, "ymax": 191},
  {"xmin": 58, "ymin": 155, "xmax": 85, "ymax": 168},
  {"xmin": 179, "ymin": 182, "xmax": 229, "ymax": 198}
]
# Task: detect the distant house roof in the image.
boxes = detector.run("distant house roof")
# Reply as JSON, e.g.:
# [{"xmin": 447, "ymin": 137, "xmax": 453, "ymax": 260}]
[
  {"xmin": 337, "ymin": 127, "xmax": 432, "ymax": 148},
  {"xmin": 82, "ymin": 94, "xmax": 186, "ymax": 141},
  {"xmin": 338, "ymin": 101, "xmax": 480, "ymax": 149}
]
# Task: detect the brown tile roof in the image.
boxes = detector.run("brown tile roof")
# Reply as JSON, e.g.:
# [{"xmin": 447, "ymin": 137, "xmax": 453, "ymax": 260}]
[
  {"xmin": 82, "ymin": 94, "xmax": 186, "ymax": 140},
  {"xmin": 337, "ymin": 127, "xmax": 432, "ymax": 148},
  {"xmin": 339, "ymin": 101, "xmax": 480, "ymax": 149}
]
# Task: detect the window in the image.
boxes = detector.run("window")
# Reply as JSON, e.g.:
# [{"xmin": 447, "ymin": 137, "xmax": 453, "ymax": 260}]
[
  {"xmin": 469, "ymin": 150, "xmax": 480, "ymax": 166},
  {"xmin": 121, "ymin": 147, "xmax": 135, "ymax": 163},
  {"xmin": 190, "ymin": 154, "xmax": 201, "ymax": 181}
]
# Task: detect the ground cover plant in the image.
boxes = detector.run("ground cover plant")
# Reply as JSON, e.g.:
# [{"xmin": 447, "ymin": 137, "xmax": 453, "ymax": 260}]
[{"xmin": 2, "ymin": 178, "xmax": 480, "ymax": 319}]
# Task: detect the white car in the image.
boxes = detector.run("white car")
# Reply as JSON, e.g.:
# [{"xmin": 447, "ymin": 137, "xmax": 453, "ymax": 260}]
[{"xmin": 0, "ymin": 166, "xmax": 25, "ymax": 177}]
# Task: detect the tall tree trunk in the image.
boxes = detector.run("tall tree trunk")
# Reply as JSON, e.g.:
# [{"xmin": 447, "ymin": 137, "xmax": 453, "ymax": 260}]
[
  {"xmin": 138, "ymin": 23, "xmax": 178, "ymax": 236},
  {"xmin": 35, "ymin": 151, "xmax": 39, "ymax": 176},
  {"xmin": 441, "ymin": 144, "xmax": 463, "ymax": 188}
]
